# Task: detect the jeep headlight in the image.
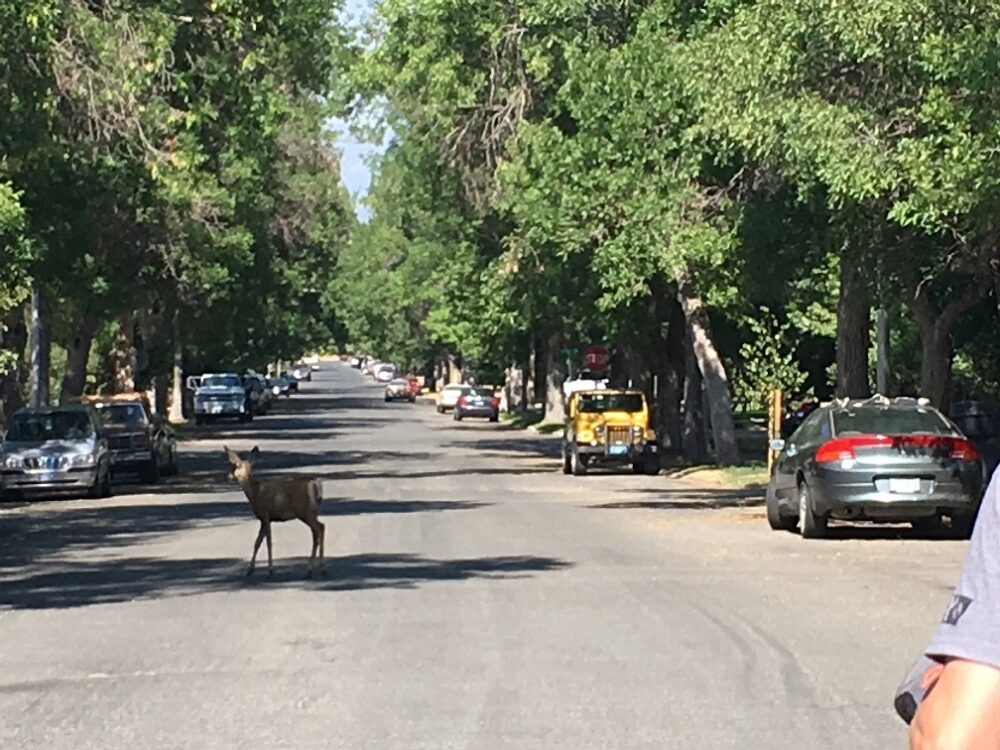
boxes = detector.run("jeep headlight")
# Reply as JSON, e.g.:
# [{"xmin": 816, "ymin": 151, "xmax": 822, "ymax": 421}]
[
  {"xmin": 3, "ymin": 454, "xmax": 23, "ymax": 469},
  {"xmin": 70, "ymin": 453, "xmax": 96, "ymax": 467}
]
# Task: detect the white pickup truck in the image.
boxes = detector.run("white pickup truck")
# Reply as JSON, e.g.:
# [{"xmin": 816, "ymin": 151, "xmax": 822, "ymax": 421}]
[{"xmin": 188, "ymin": 373, "xmax": 252, "ymax": 425}]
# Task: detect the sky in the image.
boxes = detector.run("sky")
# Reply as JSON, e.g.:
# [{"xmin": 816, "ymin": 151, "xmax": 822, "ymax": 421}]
[{"xmin": 331, "ymin": 0, "xmax": 385, "ymax": 223}]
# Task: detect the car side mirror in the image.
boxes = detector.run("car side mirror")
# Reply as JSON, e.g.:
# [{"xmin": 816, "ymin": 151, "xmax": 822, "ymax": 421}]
[{"xmin": 769, "ymin": 439, "xmax": 786, "ymax": 453}]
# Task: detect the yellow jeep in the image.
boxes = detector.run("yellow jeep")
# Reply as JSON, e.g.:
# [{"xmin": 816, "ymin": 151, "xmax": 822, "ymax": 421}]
[{"xmin": 562, "ymin": 390, "xmax": 660, "ymax": 476}]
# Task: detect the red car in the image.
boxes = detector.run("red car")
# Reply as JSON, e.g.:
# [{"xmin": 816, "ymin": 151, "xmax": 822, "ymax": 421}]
[{"xmin": 406, "ymin": 376, "xmax": 423, "ymax": 396}]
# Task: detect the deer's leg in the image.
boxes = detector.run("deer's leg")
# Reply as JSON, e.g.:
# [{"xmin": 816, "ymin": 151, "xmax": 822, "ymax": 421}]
[
  {"xmin": 248, "ymin": 522, "xmax": 266, "ymax": 576},
  {"xmin": 264, "ymin": 521, "xmax": 274, "ymax": 578},
  {"xmin": 316, "ymin": 520, "xmax": 325, "ymax": 576}
]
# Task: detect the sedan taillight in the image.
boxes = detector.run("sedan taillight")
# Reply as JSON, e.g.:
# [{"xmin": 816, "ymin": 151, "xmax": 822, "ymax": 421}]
[{"xmin": 816, "ymin": 434, "xmax": 982, "ymax": 464}]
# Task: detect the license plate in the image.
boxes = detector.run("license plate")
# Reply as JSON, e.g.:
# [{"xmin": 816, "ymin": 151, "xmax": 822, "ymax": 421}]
[
  {"xmin": 889, "ymin": 478, "xmax": 921, "ymax": 494},
  {"xmin": 609, "ymin": 445, "xmax": 628, "ymax": 456}
]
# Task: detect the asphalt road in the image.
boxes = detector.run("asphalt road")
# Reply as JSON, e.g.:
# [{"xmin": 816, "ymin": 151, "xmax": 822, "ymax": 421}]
[{"xmin": 0, "ymin": 364, "xmax": 971, "ymax": 748}]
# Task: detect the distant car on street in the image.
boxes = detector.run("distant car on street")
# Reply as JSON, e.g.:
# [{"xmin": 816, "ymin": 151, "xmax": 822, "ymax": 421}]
[
  {"xmin": 349, "ymin": 355, "xmax": 363, "ymax": 368},
  {"xmin": 406, "ymin": 375, "xmax": 423, "ymax": 396},
  {"xmin": 385, "ymin": 378, "xmax": 416, "ymax": 403},
  {"xmin": 243, "ymin": 374, "xmax": 273, "ymax": 416},
  {"xmin": 291, "ymin": 363, "xmax": 312, "ymax": 382},
  {"xmin": 190, "ymin": 373, "xmax": 252, "ymax": 425},
  {"xmin": 767, "ymin": 396, "xmax": 984, "ymax": 538},
  {"xmin": 0, "ymin": 405, "xmax": 112, "ymax": 500},
  {"xmin": 453, "ymin": 386, "xmax": 500, "ymax": 422},
  {"xmin": 436, "ymin": 383, "xmax": 468, "ymax": 414},
  {"xmin": 375, "ymin": 364, "xmax": 396, "ymax": 383}
]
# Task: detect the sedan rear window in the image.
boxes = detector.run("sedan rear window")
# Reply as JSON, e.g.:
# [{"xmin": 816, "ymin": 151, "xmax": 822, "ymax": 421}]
[{"xmin": 833, "ymin": 408, "xmax": 954, "ymax": 437}]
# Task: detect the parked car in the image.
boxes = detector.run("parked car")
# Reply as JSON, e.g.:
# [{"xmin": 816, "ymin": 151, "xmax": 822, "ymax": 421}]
[
  {"xmin": 291, "ymin": 363, "xmax": 312, "ymax": 382},
  {"xmin": 189, "ymin": 373, "xmax": 253, "ymax": 425},
  {"xmin": 304, "ymin": 354, "xmax": 321, "ymax": 371},
  {"xmin": 267, "ymin": 376, "xmax": 292, "ymax": 398},
  {"xmin": 385, "ymin": 378, "xmax": 416, "ymax": 403},
  {"xmin": 950, "ymin": 400, "xmax": 1000, "ymax": 480},
  {"xmin": 244, "ymin": 374, "xmax": 273, "ymax": 416},
  {"xmin": 88, "ymin": 395, "xmax": 178, "ymax": 481},
  {"xmin": 767, "ymin": 396, "xmax": 985, "ymax": 539},
  {"xmin": 375, "ymin": 364, "xmax": 396, "ymax": 383},
  {"xmin": 453, "ymin": 386, "xmax": 500, "ymax": 422},
  {"xmin": 349, "ymin": 355, "xmax": 363, "ymax": 369},
  {"xmin": 406, "ymin": 376, "xmax": 424, "ymax": 396},
  {"xmin": 0, "ymin": 405, "xmax": 112, "ymax": 500},
  {"xmin": 436, "ymin": 383, "xmax": 468, "ymax": 413},
  {"xmin": 279, "ymin": 372, "xmax": 300, "ymax": 393},
  {"xmin": 561, "ymin": 389, "xmax": 659, "ymax": 476}
]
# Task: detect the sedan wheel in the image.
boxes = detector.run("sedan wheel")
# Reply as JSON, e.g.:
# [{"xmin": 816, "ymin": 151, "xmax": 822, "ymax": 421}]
[{"xmin": 797, "ymin": 482, "xmax": 827, "ymax": 539}]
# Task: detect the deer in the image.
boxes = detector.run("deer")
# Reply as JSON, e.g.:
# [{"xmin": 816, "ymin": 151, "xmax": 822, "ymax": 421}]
[{"xmin": 223, "ymin": 446, "xmax": 325, "ymax": 578}]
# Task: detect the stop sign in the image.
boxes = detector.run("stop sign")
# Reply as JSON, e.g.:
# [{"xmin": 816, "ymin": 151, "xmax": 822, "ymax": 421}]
[{"xmin": 583, "ymin": 345, "xmax": 611, "ymax": 373}]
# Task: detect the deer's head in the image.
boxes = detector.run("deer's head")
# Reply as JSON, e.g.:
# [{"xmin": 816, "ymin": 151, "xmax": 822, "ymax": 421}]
[{"xmin": 224, "ymin": 446, "xmax": 259, "ymax": 485}]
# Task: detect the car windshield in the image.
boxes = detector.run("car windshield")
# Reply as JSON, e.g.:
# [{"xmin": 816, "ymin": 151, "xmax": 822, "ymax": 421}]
[
  {"xmin": 7, "ymin": 411, "xmax": 94, "ymax": 442},
  {"xmin": 578, "ymin": 393, "xmax": 644, "ymax": 413},
  {"xmin": 202, "ymin": 375, "xmax": 241, "ymax": 388},
  {"xmin": 390, "ymin": 379, "xmax": 408, "ymax": 386},
  {"xmin": 96, "ymin": 403, "xmax": 148, "ymax": 428},
  {"xmin": 468, "ymin": 388, "xmax": 494, "ymax": 398},
  {"xmin": 833, "ymin": 407, "xmax": 954, "ymax": 436}
]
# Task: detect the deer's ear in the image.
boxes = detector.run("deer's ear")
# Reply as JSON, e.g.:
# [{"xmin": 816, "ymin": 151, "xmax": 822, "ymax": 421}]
[
  {"xmin": 249, "ymin": 446, "xmax": 260, "ymax": 463},
  {"xmin": 223, "ymin": 446, "xmax": 241, "ymax": 466}
]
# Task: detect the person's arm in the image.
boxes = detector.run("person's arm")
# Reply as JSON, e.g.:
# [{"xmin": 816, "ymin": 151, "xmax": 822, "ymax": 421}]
[{"xmin": 910, "ymin": 659, "xmax": 1000, "ymax": 750}]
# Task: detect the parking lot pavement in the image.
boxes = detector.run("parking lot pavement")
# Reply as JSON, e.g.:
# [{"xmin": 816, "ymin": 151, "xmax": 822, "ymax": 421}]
[{"xmin": 0, "ymin": 363, "xmax": 968, "ymax": 748}]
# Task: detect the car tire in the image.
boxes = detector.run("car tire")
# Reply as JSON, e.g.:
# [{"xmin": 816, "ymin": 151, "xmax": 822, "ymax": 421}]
[
  {"xmin": 570, "ymin": 447, "xmax": 588, "ymax": 477},
  {"xmin": 766, "ymin": 487, "xmax": 797, "ymax": 532},
  {"xmin": 642, "ymin": 453, "xmax": 660, "ymax": 476},
  {"xmin": 948, "ymin": 514, "xmax": 976, "ymax": 540},
  {"xmin": 454, "ymin": 410, "xmax": 463, "ymax": 422},
  {"xmin": 797, "ymin": 481, "xmax": 827, "ymax": 539},
  {"xmin": 562, "ymin": 445, "xmax": 572, "ymax": 475},
  {"xmin": 437, "ymin": 405, "xmax": 444, "ymax": 414},
  {"xmin": 409, "ymin": 396, "xmax": 416, "ymax": 403},
  {"xmin": 385, "ymin": 396, "xmax": 391, "ymax": 403},
  {"xmin": 195, "ymin": 415, "xmax": 205, "ymax": 426},
  {"xmin": 141, "ymin": 457, "xmax": 160, "ymax": 484}
]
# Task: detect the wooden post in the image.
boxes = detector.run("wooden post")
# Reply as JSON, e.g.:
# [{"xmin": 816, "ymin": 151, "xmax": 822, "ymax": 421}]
[{"xmin": 767, "ymin": 389, "xmax": 784, "ymax": 475}]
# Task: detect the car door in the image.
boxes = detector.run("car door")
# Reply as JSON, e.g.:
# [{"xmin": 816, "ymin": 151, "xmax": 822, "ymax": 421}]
[{"xmin": 772, "ymin": 409, "xmax": 828, "ymax": 512}]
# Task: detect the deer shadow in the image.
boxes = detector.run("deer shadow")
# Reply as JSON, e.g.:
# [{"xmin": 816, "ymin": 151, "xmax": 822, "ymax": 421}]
[{"xmin": 0, "ymin": 552, "xmax": 572, "ymax": 610}]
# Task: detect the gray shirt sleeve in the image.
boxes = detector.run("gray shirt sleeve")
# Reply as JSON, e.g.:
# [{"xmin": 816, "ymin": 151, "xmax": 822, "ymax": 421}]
[{"xmin": 926, "ymin": 469, "xmax": 1000, "ymax": 668}]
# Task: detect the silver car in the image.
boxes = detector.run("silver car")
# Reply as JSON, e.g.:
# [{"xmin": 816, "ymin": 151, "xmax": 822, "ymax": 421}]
[
  {"xmin": 1, "ymin": 406, "xmax": 112, "ymax": 500},
  {"xmin": 767, "ymin": 396, "xmax": 984, "ymax": 538}
]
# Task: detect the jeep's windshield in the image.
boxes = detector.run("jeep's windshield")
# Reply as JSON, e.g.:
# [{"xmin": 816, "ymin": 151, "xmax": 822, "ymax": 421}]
[
  {"xmin": 578, "ymin": 393, "xmax": 644, "ymax": 413},
  {"xmin": 96, "ymin": 403, "xmax": 148, "ymax": 428},
  {"xmin": 7, "ymin": 411, "xmax": 94, "ymax": 442},
  {"xmin": 202, "ymin": 375, "xmax": 242, "ymax": 389}
]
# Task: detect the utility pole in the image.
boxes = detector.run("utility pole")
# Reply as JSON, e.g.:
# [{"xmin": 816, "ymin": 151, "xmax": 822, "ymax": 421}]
[{"xmin": 876, "ymin": 308, "xmax": 891, "ymax": 395}]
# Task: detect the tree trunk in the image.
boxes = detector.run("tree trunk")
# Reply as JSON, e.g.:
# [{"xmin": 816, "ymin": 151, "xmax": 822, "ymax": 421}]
[
  {"xmin": 649, "ymin": 277, "xmax": 684, "ymax": 452},
  {"xmin": 905, "ymin": 269, "xmax": 992, "ymax": 411},
  {"xmin": 543, "ymin": 332, "xmax": 566, "ymax": 424},
  {"xmin": 520, "ymin": 353, "xmax": 532, "ymax": 411},
  {"xmin": 920, "ymin": 325, "xmax": 953, "ymax": 410},
  {"xmin": 875, "ymin": 308, "xmax": 891, "ymax": 395},
  {"xmin": 675, "ymin": 269, "xmax": 740, "ymax": 465},
  {"xmin": 503, "ymin": 363, "xmax": 525, "ymax": 413},
  {"xmin": 110, "ymin": 314, "xmax": 137, "ymax": 393},
  {"xmin": 682, "ymin": 333, "xmax": 709, "ymax": 464},
  {"xmin": 532, "ymin": 334, "xmax": 545, "ymax": 404},
  {"xmin": 30, "ymin": 288, "xmax": 51, "ymax": 407},
  {"xmin": 168, "ymin": 313, "xmax": 185, "ymax": 423},
  {"xmin": 836, "ymin": 249, "xmax": 871, "ymax": 399},
  {"xmin": 0, "ymin": 304, "xmax": 29, "ymax": 429},
  {"xmin": 59, "ymin": 314, "xmax": 98, "ymax": 404}
]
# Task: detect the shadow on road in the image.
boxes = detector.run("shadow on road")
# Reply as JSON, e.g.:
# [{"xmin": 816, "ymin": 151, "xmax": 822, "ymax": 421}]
[
  {"xmin": 0, "ymin": 496, "xmax": 488, "ymax": 574},
  {"xmin": 0, "ymin": 552, "xmax": 571, "ymax": 610},
  {"xmin": 592, "ymin": 486, "xmax": 765, "ymax": 511}
]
